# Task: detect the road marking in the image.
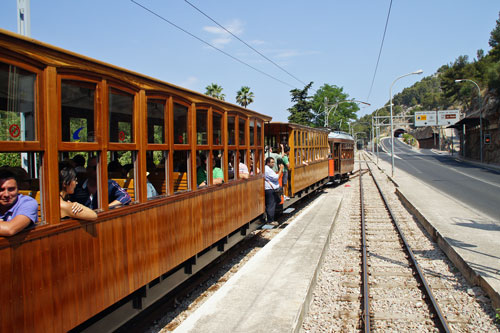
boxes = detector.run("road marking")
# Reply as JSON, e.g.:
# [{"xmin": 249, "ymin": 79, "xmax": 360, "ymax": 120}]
[{"xmin": 412, "ymin": 154, "xmax": 500, "ymax": 189}]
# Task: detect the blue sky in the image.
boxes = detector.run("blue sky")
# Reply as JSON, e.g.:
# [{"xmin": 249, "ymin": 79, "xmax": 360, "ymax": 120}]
[{"xmin": 1, "ymin": 1, "xmax": 499, "ymax": 121}]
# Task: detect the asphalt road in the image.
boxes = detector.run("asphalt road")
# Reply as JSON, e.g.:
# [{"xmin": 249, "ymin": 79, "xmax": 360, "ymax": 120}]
[{"xmin": 374, "ymin": 137, "xmax": 500, "ymax": 222}]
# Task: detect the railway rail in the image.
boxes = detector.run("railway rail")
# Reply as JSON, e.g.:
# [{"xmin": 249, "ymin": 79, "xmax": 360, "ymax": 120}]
[{"xmin": 303, "ymin": 151, "xmax": 499, "ymax": 332}]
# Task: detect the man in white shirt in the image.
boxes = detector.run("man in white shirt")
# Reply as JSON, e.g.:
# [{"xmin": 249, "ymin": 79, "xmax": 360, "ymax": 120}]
[{"xmin": 264, "ymin": 156, "xmax": 283, "ymax": 224}]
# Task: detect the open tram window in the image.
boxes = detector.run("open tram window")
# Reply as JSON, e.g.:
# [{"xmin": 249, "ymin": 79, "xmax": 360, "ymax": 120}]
[
  {"xmin": 147, "ymin": 100, "xmax": 166, "ymax": 144},
  {"xmin": 212, "ymin": 150, "xmax": 224, "ymax": 185},
  {"xmin": 174, "ymin": 103, "xmax": 189, "ymax": 144},
  {"xmin": 250, "ymin": 149, "xmax": 261, "ymax": 175},
  {"xmin": 256, "ymin": 121, "xmax": 262, "ymax": 146},
  {"xmin": 173, "ymin": 150, "xmax": 190, "ymax": 193},
  {"xmin": 196, "ymin": 150, "xmax": 209, "ymax": 188},
  {"xmin": 0, "ymin": 151, "xmax": 43, "ymax": 225},
  {"xmin": 107, "ymin": 151, "xmax": 135, "ymax": 206},
  {"xmin": 227, "ymin": 150, "xmax": 236, "ymax": 181},
  {"xmin": 197, "ymin": 109, "xmax": 208, "ymax": 145},
  {"xmin": 239, "ymin": 117, "xmax": 246, "ymax": 146},
  {"xmin": 0, "ymin": 61, "xmax": 36, "ymax": 142},
  {"xmin": 249, "ymin": 120, "xmax": 255, "ymax": 146},
  {"xmin": 238, "ymin": 149, "xmax": 249, "ymax": 179},
  {"xmin": 146, "ymin": 150, "xmax": 167, "ymax": 199},
  {"xmin": 61, "ymin": 80, "xmax": 95, "ymax": 142},
  {"xmin": 109, "ymin": 88, "xmax": 134, "ymax": 143}
]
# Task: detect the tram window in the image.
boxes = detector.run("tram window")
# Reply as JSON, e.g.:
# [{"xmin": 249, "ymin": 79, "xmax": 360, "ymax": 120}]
[
  {"xmin": 256, "ymin": 121, "xmax": 262, "ymax": 146},
  {"xmin": 239, "ymin": 118, "xmax": 246, "ymax": 146},
  {"xmin": 107, "ymin": 151, "xmax": 135, "ymax": 206},
  {"xmin": 238, "ymin": 149, "xmax": 249, "ymax": 179},
  {"xmin": 197, "ymin": 109, "xmax": 208, "ymax": 145},
  {"xmin": 227, "ymin": 150, "xmax": 236, "ymax": 181},
  {"xmin": 0, "ymin": 152, "xmax": 43, "ymax": 224},
  {"xmin": 146, "ymin": 150, "xmax": 166, "ymax": 198},
  {"xmin": 228, "ymin": 116, "xmax": 235, "ymax": 145},
  {"xmin": 173, "ymin": 103, "xmax": 188, "ymax": 144},
  {"xmin": 147, "ymin": 100, "xmax": 165, "ymax": 144},
  {"xmin": 212, "ymin": 150, "xmax": 224, "ymax": 185},
  {"xmin": 109, "ymin": 89, "xmax": 134, "ymax": 143},
  {"xmin": 61, "ymin": 80, "xmax": 95, "ymax": 142},
  {"xmin": 0, "ymin": 62, "xmax": 36, "ymax": 142},
  {"xmin": 251, "ymin": 150, "xmax": 262, "ymax": 175},
  {"xmin": 213, "ymin": 112, "xmax": 222, "ymax": 145},
  {"xmin": 196, "ymin": 150, "xmax": 209, "ymax": 187},
  {"xmin": 249, "ymin": 120, "xmax": 255, "ymax": 146},
  {"xmin": 173, "ymin": 150, "xmax": 190, "ymax": 192}
]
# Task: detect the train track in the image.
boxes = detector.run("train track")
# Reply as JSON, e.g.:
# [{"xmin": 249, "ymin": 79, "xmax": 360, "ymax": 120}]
[
  {"xmin": 358, "ymin": 154, "xmax": 449, "ymax": 332},
  {"xmin": 303, "ymin": 152, "xmax": 499, "ymax": 332}
]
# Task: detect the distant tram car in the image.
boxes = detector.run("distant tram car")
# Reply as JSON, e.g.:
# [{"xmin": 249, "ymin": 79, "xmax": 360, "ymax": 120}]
[{"xmin": 328, "ymin": 131, "xmax": 354, "ymax": 181}]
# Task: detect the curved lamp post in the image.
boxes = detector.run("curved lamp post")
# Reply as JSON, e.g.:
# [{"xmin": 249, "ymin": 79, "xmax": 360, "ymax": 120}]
[
  {"xmin": 455, "ymin": 79, "xmax": 482, "ymax": 162},
  {"xmin": 390, "ymin": 69, "xmax": 423, "ymax": 177},
  {"xmin": 324, "ymin": 99, "xmax": 370, "ymax": 128}
]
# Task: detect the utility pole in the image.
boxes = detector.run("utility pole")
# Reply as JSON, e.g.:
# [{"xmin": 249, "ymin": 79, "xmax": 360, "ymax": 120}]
[{"xmin": 17, "ymin": 0, "xmax": 31, "ymax": 37}]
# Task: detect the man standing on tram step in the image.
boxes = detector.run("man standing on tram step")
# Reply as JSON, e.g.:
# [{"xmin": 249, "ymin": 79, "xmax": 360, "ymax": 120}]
[
  {"xmin": 0, "ymin": 170, "xmax": 38, "ymax": 236},
  {"xmin": 264, "ymin": 156, "xmax": 283, "ymax": 225}
]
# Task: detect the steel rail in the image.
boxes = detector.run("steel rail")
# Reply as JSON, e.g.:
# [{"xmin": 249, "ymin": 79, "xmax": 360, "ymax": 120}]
[
  {"xmin": 363, "ymin": 154, "xmax": 451, "ymax": 333},
  {"xmin": 359, "ymin": 160, "xmax": 371, "ymax": 332}
]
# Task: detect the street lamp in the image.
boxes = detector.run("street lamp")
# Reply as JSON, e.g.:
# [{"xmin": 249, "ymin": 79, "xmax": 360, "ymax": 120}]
[
  {"xmin": 324, "ymin": 98, "xmax": 370, "ymax": 128},
  {"xmin": 390, "ymin": 69, "xmax": 423, "ymax": 177},
  {"xmin": 455, "ymin": 79, "xmax": 482, "ymax": 162}
]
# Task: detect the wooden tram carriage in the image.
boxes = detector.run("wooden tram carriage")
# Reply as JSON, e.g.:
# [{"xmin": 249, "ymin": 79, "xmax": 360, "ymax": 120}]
[
  {"xmin": 0, "ymin": 29, "xmax": 271, "ymax": 332},
  {"xmin": 328, "ymin": 131, "xmax": 355, "ymax": 180},
  {"xmin": 265, "ymin": 123, "xmax": 331, "ymax": 208}
]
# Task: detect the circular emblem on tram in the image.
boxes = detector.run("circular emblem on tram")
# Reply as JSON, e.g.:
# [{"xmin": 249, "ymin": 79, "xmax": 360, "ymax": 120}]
[{"xmin": 9, "ymin": 124, "xmax": 20, "ymax": 138}]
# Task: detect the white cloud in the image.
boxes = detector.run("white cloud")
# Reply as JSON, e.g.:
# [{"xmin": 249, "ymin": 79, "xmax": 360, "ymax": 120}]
[
  {"xmin": 180, "ymin": 76, "xmax": 198, "ymax": 89},
  {"xmin": 203, "ymin": 19, "xmax": 244, "ymax": 47}
]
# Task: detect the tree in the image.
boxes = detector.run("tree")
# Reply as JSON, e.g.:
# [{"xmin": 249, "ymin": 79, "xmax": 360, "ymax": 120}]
[
  {"xmin": 488, "ymin": 11, "xmax": 500, "ymax": 60},
  {"xmin": 310, "ymin": 84, "xmax": 357, "ymax": 128},
  {"xmin": 287, "ymin": 82, "xmax": 314, "ymax": 126},
  {"xmin": 205, "ymin": 83, "xmax": 226, "ymax": 101},
  {"xmin": 235, "ymin": 86, "xmax": 254, "ymax": 108}
]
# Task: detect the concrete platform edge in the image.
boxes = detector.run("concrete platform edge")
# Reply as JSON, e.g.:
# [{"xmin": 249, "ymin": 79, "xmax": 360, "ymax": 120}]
[{"xmin": 292, "ymin": 193, "xmax": 345, "ymax": 333}]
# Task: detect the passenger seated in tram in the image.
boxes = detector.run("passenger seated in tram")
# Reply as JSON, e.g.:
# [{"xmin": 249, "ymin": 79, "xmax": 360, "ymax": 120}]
[
  {"xmin": 213, "ymin": 156, "xmax": 224, "ymax": 185},
  {"xmin": 59, "ymin": 166, "xmax": 97, "ymax": 221},
  {"xmin": 196, "ymin": 153, "xmax": 208, "ymax": 187},
  {"xmin": 238, "ymin": 155, "xmax": 249, "ymax": 179},
  {"xmin": 0, "ymin": 169, "xmax": 38, "ymax": 236},
  {"xmin": 71, "ymin": 157, "xmax": 131, "ymax": 209}
]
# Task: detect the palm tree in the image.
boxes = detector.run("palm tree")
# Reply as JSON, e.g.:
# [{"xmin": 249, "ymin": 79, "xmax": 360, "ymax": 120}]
[
  {"xmin": 205, "ymin": 83, "xmax": 226, "ymax": 101},
  {"xmin": 236, "ymin": 86, "xmax": 255, "ymax": 108}
]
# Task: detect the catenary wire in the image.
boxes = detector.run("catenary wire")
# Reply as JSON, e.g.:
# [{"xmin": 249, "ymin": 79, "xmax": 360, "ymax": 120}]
[
  {"xmin": 366, "ymin": 0, "xmax": 393, "ymax": 102},
  {"xmin": 130, "ymin": 0, "xmax": 298, "ymax": 90},
  {"xmin": 183, "ymin": 0, "xmax": 312, "ymax": 90}
]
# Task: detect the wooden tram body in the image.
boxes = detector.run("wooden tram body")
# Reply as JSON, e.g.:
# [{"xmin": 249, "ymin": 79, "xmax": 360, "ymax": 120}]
[
  {"xmin": 265, "ymin": 123, "xmax": 330, "ymax": 206},
  {"xmin": 0, "ymin": 29, "xmax": 270, "ymax": 332},
  {"xmin": 328, "ymin": 131, "xmax": 355, "ymax": 180}
]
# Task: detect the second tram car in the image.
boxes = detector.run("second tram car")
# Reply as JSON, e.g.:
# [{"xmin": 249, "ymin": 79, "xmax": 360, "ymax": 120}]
[{"xmin": 328, "ymin": 131, "xmax": 355, "ymax": 181}]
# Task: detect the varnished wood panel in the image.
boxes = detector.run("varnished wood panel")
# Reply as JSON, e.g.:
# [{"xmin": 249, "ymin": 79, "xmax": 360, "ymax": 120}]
[
  {"xmin": 0, "ymin": 179, "xmax": 264, "ymax": 332},
  {"xmin": 292, "ymin": 160, "xmax": 329, "ymax": 195}
]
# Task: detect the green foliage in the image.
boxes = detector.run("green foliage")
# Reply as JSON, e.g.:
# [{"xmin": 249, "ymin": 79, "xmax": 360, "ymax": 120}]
[
  {"xmin": 0, "ymin": 153, "xmax": 21, "ymax": 167},
  {"xmin": 236, "ymin": 86, "xmax": 254, "ymax": 108},
  {"xmin": 310, "ymin": 84, "xmax": 359, "ymax": 129},
  {"xmin": 287, "ymin": 82, "xmax": 315, "ymax": 126},
  {"xmin": 402, "ymin": 133, "xmax": 417, "ymax": 146},
  {"xmin": 205, "ymin": 83, "xmax": 226, "ymax": 101}
]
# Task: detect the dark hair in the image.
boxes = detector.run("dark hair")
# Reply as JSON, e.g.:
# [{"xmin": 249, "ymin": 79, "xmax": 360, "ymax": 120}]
[
  {"xmin": 265, "ymin": 157, "xmax": 274, "ymax": 165},
  {"xmin": 0, "ymin": 169, "xmax": 18, "ymax": 184},
  {"xmin": 72, "ymin": 154, "xmax": 86, "ymax": 167},
  {"xmin": 284, "ymin": 146, "xmax": 290, "ymax": 153},
  {"xmin": 59, "ymin": 167, "xmax": 77, "ymax": 190},
  {"xmin": 213, "ymin": 156, "xmax": 221, "ymax": 168}
]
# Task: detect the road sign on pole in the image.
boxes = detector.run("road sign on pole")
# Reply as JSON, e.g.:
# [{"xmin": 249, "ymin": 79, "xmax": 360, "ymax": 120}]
[
  {"xmin": 414, "ymin": 111, "xmax": 437, "ymax": 127},
  {"xmin": 437, "ymin": 110, "xmax": 459, "ymax": 126}
]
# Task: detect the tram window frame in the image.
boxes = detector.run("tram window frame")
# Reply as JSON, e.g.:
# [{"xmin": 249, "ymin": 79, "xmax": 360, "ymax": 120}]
[
  {"xmin": 173, "ymin": 150, "xmax": 191, "ymax": 193},
  {"xmin": 108, "ymin": 87, "xmax": 135, "ymax": 144},
  {"xmin": 145, "ymin": 150, "xmax": 168, "ymax": 198},
  {"xmin": 60, "ymin": 79, "xmax": 98, "ymax": 143},
  {"xmin": 147, "ymin": 99, "xmax": 167, "ymax": 144},
  {"xmin": 173, "ymin": 102, "xmax": 190, "ymax": 145},
  {"xmin": 238, "ymin": 117, "xmax": 246, "ymax": 146},
  {"xmin": 213, "ymin": 110, "xmax": 223, "ymax": 146},
  {"xmin": 0, "ymin": 59, "xmax": 41, "ymax": 145},
  {"xmin": 196, "ymin": 108, "xmax": 208, "ymax": 145}
]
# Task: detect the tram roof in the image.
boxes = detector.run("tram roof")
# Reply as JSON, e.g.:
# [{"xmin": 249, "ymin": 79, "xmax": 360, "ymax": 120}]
[
  {"xmin": 0, "ymin": 28, "xmax": 271, "ymax": 122},
  {"xmin": 328, "ymin": 131, "xmax": 354, "ymax": 141},
  {"xmin": 268, "ymin": 122, "xmax": 330, "ymax": 133}
]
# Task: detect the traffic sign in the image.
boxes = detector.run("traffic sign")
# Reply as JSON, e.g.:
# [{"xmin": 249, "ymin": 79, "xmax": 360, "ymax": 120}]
[
  {"xmin": 414, "ymin": 111, "xmax": 436, "ymax": 127},
  {"xmin": 9, "ymin": 124, "xmax": 20, "ymax": 138},
  {"xmin": 437, "ymin": 110, "xmax": 459, "ymax": 126}
]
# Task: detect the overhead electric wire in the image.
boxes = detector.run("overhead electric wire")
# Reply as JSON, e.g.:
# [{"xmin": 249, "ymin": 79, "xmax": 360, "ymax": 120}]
[
  {"xmin": 366, "ymin": 0, "xmax": 393, "ymax": 102},
  {"xmin": 130, "ymin": 0, "xmax": 297, "ymax": 90},
  {"xmin": 184, "ymin": 0, "xmax": 311, "ymax": 89}
]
